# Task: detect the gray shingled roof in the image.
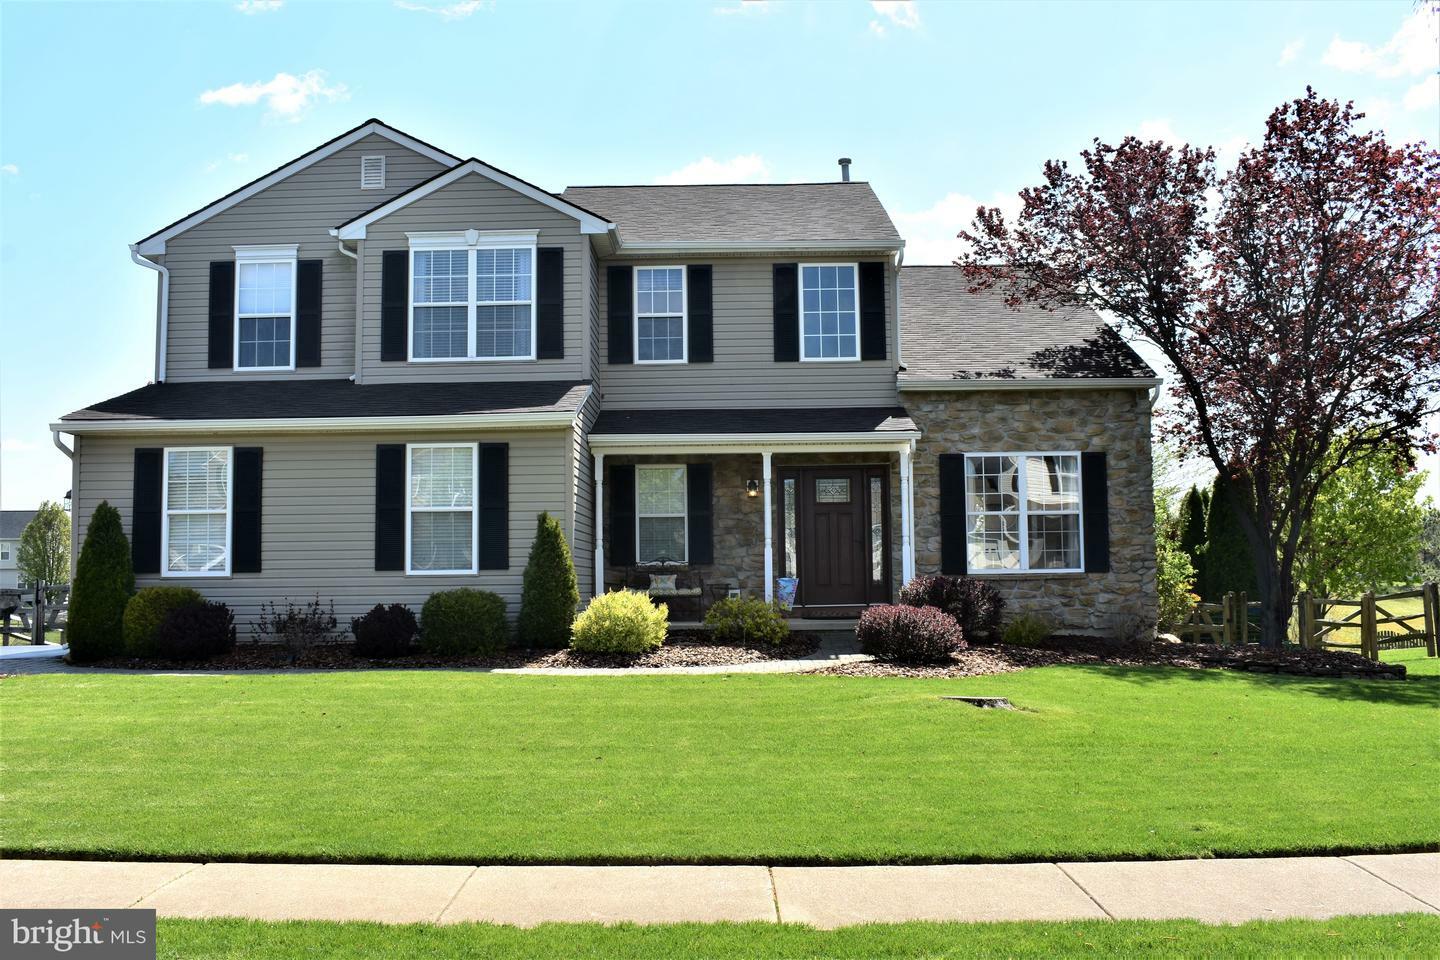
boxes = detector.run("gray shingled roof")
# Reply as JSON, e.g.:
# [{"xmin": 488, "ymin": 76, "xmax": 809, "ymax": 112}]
[
  {"xmin": 592, "ymin": 407, "xmax": 916, "ymax": 436},
  {"xmin": 899, "ymin": 267, "xmax": 1156, "ymax": 383},
  {"xmin": 561, "ymin": 183, "xmax": 902, "ymax": 247},
  {"xmin": 63, "ymin": 379, "xmax": 590, "ymax": 422},
  {"xmin": 1, "ymin": 510, "xmax": 37, "ymax": 541}
]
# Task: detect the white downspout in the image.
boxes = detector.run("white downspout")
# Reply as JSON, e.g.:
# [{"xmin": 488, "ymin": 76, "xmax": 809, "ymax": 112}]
[
  {"xmin": 592, "ymin": 452, "xmax": 606, "ymax": 599},
  {"xmin": 130, "ymin": 245, "xmax": 169, "ymax": 382},
  {"xmin": 900, "ymin": 441, "xmax": 915, "ymax": 586},
  {"xmin": 52, "ymin": 429, "xmax": 73, "ymax": 460},
  {"xmin": 762, "ymin": 451, "xmax": 774, "ymax": 603},
  {"xmin": 334, "ymin": 233, "xmax": 360, "ymax": 383}
]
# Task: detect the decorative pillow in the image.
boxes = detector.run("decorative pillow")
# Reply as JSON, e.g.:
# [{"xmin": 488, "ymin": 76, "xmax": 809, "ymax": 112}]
[{"xmin": 649, "ymin": 574, "xmax": 677, "ymax": 592}]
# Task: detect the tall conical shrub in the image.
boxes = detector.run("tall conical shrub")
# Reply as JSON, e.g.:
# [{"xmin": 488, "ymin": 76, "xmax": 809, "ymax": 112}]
[
  {"xmin": 67, "ymin": 501, "xmax": 135, "ymax": 662},
  {"xmin": 1178, "ymin": 485, "xmax": 1208, "ymax": 596},
  {"xmin": 1200, "ymin": 475, "xmax": 1257, "ymax": 603},
  {"xmin": 517, "ymin": 511, "xmax": 580, "ymax": 648}
]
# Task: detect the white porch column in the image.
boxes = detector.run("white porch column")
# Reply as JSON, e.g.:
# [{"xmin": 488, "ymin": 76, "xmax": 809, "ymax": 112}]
[
  {"xmin": 762, "ymin": 451, "xmax": 774, "ymax": 603},
  {"xmin": 900, "ymin": 443, "xmax": 916, "ymax": 585},
  {"xmin": 592, "ymin": 452, "xmax": 605, "ymax": 599}
]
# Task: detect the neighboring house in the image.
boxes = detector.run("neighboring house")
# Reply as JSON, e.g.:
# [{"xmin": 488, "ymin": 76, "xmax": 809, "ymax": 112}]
[
  {"xmin": 54, "ymin": 120, "xmax": 1159, "ymax": 634},
  {"xmin": 0, "ymin": 510, "xmax": 38, "ymax": 589}
]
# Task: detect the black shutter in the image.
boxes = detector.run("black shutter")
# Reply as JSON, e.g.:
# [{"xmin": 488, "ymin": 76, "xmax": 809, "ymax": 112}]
[
  {"xmin": 859, "ymin": 261, "xmax": 887, "ymax": 361},
  {"xmin": 132, "ymin": 448, "xmax": 163, "ymax": 574},
  {"xmin": 687, "ymin": 265, "xmax": 713, "ymax": 363},
  {"xmin": 609, "ymin": 463, "xmax": 636, "ymax": 566},
  {"xmin": 536, "ymin": 247, "xmax": 565, "ymax": 359},
  {"xmin": 1082, "ymin": 451, "xmax": 1111, "ymax": 573},
  {"xmin": 607, "ymin": 265, "xmax": 633, "ymax": 364},
  {"xmin": 773, "ymin": 263, "xmax": 799, "ymax": 362},
  {"xmin": 233, "ymin": 447, "xmax": 263, "ymax": 573},
  {"xmin": 375, "ymin": 444, "xmax": 405, "ymax": 571},
  {"xmin": 380, "ymin": 250, "xmax": 408, "ymax": 362},
  {"xmin": 939, "ymin": 453, "xmax": 968, "ymax": 575},
  {"xmin": 295, "ymin": 259, "xmax": 323, "ymax": 367},
  {"xmin": 478, "ymin": 443, "xmax": 509, "ymax": 570},
  {"xmin": 687, "ymin": 462, "xmax": 714, "ymax": 564},
  {"xmin": 207, "ymin": 261, "xmax": 235, "ymax": 369}
]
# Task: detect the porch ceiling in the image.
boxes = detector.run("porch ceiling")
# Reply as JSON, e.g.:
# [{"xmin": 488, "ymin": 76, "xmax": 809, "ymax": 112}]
[{"xmin": 589, "ymin": 406, "xmax": 918, "ymax": 453}]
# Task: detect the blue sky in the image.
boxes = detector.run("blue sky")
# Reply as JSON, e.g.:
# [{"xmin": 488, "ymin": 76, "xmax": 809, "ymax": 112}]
[{"xmin": 1, "ymin": 0, "xmax": 1436, "ymax": 509}]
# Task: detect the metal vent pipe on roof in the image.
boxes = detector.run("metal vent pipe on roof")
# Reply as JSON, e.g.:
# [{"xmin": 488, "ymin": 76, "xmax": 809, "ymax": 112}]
[{"xmin": 838, "ymin": 157, "xmax": 852, "ymax": 182}]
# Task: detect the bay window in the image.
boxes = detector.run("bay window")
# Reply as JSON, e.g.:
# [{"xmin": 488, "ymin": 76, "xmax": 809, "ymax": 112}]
[{"xmin": 965, "ymin": 453, "xmax": 1083, "ymax": 573}]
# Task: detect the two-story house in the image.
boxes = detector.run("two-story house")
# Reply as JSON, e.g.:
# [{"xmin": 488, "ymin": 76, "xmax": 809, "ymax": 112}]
[
  {"xmin": 54, "ymin": 120, "xmax": 1159, "ymax": 634},
  {"xmin": 0, "ymin": 510, "xmax": 38, "ymax": 590}
]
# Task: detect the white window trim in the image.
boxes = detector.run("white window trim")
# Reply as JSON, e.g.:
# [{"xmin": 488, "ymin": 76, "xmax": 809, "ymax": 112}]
[
  {"xmin": 633, "ymin": 265, "xmax": 687, "ymax": 365},
  {"xmin": 406, "ymin": 230, "xmax": 538, "ymax": 363},
  {"xmin": 405, "ymin": 442, "xmax": 479, "ymax": 576},
  {"xmin": 233, "ymin": 245, "xmax": 299, "ymax": 372},
  {"xmin": 161, "ymin": 446, "xmax": 233, "ymax": 579},
  {"xmin": 964, "ymin": 451, "xmax": 1085, "ymax": 575},
  {"xmin": 635, "ymin": 463, "xmax": 688, "ymax": 565},
  {"xmin": 360, "ymin": 155, "xmax": 386, "ymax": 190},
  {"xmin": 798, "ymin": 262, "xmax": 861, "ymax": 363},
  {"xmin": 0, "ymin": 544, "xmax": 10, "ymax": 561}
]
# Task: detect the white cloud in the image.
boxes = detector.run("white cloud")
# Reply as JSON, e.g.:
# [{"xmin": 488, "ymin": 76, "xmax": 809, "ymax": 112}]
[
  {"xmin": 871, "ymin": 1, "xmax": 920, "ymax": 29},
  {"xmin": 656, "ymin": 154, "xmax": 771, "ymax": 184},
  {"xmin": 199, "ymin": 70, "xmax": 348, "ymax": 121},
  {"xmin": 1136, "ymin": 118, "xmax": 1181, "ymax": 144},
  {"xmin": 1321, "ymin": 5, "xmax": 1438, "ymax": 78},
  {"xmin": 1, "ymin": 164, "xmax": 17, "ymax": 176},
  {"xmin": 1278, "ymin": 37, "xmax": 1304, "ymax": 66},
  {"xmin": 891, "ymin": 191, "xmax": 1019, "ymax": 266},
  {"xmin": 234, "ymin": 1, "xmax": 283, "ymax": 13},
  {"xmin": 393, "ymin": 0, "xmax": 491, "ymax": 19},
  {"xmin": 1403, "ymin": 75, "xmax": 1440, "ymax": 113},
  {"xmin": 713, "ymin": 0, "xmax": 772, "ymax": 15}
]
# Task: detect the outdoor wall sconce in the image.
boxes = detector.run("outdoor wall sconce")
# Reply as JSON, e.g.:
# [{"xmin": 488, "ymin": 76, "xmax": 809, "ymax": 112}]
[{"xmin": 746, "ymin": 480, "xmax": 760, "ymax": 498}]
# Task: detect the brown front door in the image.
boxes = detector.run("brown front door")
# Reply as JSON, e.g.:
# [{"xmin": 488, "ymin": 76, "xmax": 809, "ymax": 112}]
[{"xmin": 796, "ymin": 468, "xmax": 871, "ymax": 608}]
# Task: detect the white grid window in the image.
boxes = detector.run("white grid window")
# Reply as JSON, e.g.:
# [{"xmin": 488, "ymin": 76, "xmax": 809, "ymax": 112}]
[
  {"xmin": 408, "ymin": 444, "xmax": 477, "ymax": 574},
  {"xmin": 965, "ymin": 453, "xmax": 1082, "ymax": 573},
  {"xmin": 0, "ymin": 544, "xmax": 10, "ymax": 561},
  {"xmin": 800, "ymin": 264, "xmax": 858, "ymax": 361},
  {"xmin": 409, "ymin": 238, "xmax": 536, "ymax": 362},
  {"xmin": 236, "ymin": 260, "xmax": 295, "ymax": 369},
  {"xmin": 412, "ymin": 250, "xmax": 469, "ymax": 360},
  {"xmin": 636, "ymin": 464, "xmax": 687, "ymax": 563},
  {"xmin": 164, "ymin": 447, "xmax": 231, "ymax": 576},
  {"xmin": 476, "ymin": 248, "xmax": 533, "ymax": 359},
  {"xmin": 635, "ymin": 267, "xmax": 686, "ymax": 363}
]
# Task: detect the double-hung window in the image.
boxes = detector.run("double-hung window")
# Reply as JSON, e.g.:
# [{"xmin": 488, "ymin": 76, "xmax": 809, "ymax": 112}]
[
  {"xmin": 234, "ymin": 245, "xmax": 297, "ymax": 370},
  {"xmin": 799, "ymin": 264, "xmax": 858, "ymax": 361},
  {"xmin": 163, "ymin": 447, "xmax": 232, "ymax": 577},
  {"xmin": 965, "ymin": 453, "xmax": 1083, "ymax": 573},
  {"xmin": 409, "ymin": 231, "xmax": 536, "ymax": 361},
  {"xmin": 634, "ymin": 266, "xmax": 686, "ymax": 362},
  {"xmin": 407, "ymin": 443, "xmax": 477, "ymax": 574},
  {"xmin": 636, "ymin": 464, "xmax": 687, "ymax": 563}
]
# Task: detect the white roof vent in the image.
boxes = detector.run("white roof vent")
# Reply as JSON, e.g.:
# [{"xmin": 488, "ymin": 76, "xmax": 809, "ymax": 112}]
[{"xmin": 360, "ymin": 155, "xmax": 386, "ymax": 190}]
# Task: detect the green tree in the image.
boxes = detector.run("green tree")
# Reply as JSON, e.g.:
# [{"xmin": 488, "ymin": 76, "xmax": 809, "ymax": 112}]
[
  {"xmin": 517, "ymin": 511, "xmax": 580, "ymax": 648},
  {"xmin": 1420, "ymin": 508, "xmax": 1440, "ymax": 582},
  {"xmin": 1177, "ymin": 486, "xmax": 1207, "ymax": 595},
  {"xmin": 1296, "ymin": 445, "xmax": 1428, "ymax": 596},
  {"xmin": 1200, "ymin": 475, "xmax": 1257, "ymax": 603},
  {"xmin": 17, "ymin": 501, "xmax": 71, "ymax": 588},
  {"xmin": 1154, "ymin": 490, "xmax": 1197, "ymax": 631},
  {"xmin": 66, "ymin": 502, "xmax": 134, "ymax": 663}
]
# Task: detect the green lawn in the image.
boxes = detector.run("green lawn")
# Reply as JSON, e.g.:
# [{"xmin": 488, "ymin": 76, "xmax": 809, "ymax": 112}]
[
  {"xmin": 3, "ymin": 665, "xmax": 1436, "ymax": 864},
  {"xmin": 155, "ymin": 916, "xmax": 1440, "ymax": 959}
]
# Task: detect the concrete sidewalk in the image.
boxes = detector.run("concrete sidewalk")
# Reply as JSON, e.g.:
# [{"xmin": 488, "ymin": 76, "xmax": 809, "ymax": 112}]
[{"xmin": 1, "ymin": 854, "xmax": 1434, "ymax": 928}]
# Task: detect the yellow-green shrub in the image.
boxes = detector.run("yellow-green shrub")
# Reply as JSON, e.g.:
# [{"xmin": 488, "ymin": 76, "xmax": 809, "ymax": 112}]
[
  {"xmin": 123, "ymin": 586, "xmax": 205, "ymax": 658},
  {"xmin": 703, "ymin": 596, "xmax": 790, "ymax": 646},
  {"xmin": 570, "ymin": 589, "xmax": 667, "ymax": 654}
]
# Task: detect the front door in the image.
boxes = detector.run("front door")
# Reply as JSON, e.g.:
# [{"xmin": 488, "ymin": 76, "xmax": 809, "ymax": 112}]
[{"xmin": 786, "ymin": 467, "xmax": 889, "ymax": 608}]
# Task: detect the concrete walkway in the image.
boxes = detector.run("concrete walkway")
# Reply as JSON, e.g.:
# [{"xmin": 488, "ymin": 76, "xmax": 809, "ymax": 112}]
[{"xmin": 2, "ymin": 854, "xmax": 1434, "ymax": 928}]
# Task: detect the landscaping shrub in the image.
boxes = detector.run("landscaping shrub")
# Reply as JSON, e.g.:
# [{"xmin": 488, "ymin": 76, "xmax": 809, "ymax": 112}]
[
  {"xmin": 703, "ymin": 596, "xmax": 790, "ymax": 646},
  {"xmin": 123, "ymin": 586, "xmax": 205, "ymax": 657},
  {"xmin": 420, "ymin": 589, "xmax": 509, "ymax": 656},
  {"xmin": 155, "ymin": 601, "xmax": 235, "ymax": 661},
  {"xmin": 66, "ymin": 501, "xmax": 135, "ymax": 663},
  {"xmin": 899, "ymin": 574, "xmax": 1005, "ymax": 641},
  {"xmin": 856, "ymin": 604, "xmax": 965, "ymax": 664},
  {"xmin": 350, "ymin": 603, "xmax": 418, "ymax": 659},
  {"xmin": 254, "ymin": 596, "xmax": 338, "ymax": 663},
  {"xmin": 517, "ymin": 511, "xmax": 580, "ymax": 648},
  {"xmin": 1001, "ymin": 612, "xmax": 1054, "ymax": 647},
  {"xmin": 570, "ymin": 589, "xmax": 667, "ymax": 655}
]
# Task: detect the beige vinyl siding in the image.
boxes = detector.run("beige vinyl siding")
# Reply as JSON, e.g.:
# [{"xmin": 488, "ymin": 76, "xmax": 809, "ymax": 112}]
[
  {"xmin": 73, "ymin": 428, "xmax": 572, "ymax": 628},
  {"xmin": 359, "ymin": 174, "xmax": 587, "ymax": 383},
  {"xmin": 596, "ymin": 257, "xmax": 899, "ymax": 409},
  {"xmin": 159, "ymin": 136, "xmax": 448, "ymax": 383}
]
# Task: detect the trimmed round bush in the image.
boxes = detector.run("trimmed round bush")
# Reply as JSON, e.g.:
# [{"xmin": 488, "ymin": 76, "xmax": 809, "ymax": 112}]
[
  {"xmin": 517, "ymin": 511, "xmax": 580, "ymax": 648},
  {"xmin": 155, "ymin": 601, "xmax": 235, "ymax": 661},
  {"xmin": 350, "ymin": 603, "xmax": 418, "ymax": 658},
  {"xmin": 899, "ymin": 574, "xmax": 1005, "ymax": 642},
  {"xmin": 420, "ymin": 589, "xmax": 508, "ymax": 656},
  {"xmin": 703, "ymin": 596, "xmax": 790, "ymax": 646},
  {"xmin": 857, "ymin": 604, "xmax": 965, "ymax": 664},
  {"xmin": 1001, "ymin": 612, "xmax": 1054, "ymax": 648},
  {"xmin": 66, "ymin": 501, "xmax": 135, "ymax": 663},
  {"xmin": 123, "ymin": 586, "xmax": 205, "ymax": 658},
  {"xmin": 570, "ymin": 589, "xmax": 667, "ymax": 655}
]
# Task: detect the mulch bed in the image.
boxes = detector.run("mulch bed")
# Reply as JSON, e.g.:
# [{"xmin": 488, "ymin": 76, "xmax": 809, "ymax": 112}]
[
  {"xmin": 87, "ymin": 630, "xmax": 822, "ymax": 672},
  {"xmin": 816, "ymin": 636, "xmax": 1408, "ymax": 680}
]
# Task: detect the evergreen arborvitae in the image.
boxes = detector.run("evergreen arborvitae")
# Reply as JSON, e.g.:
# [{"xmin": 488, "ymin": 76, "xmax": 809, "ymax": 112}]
[
  {"xmin": 66, "ymin": 501, "xmax": 135, "ymax": 662},
  {"xmin": 1200, "ymin": 475, "xmax": 1258, "ymax": 603},
  {"xmin": 1177, "ymin": 485, "xmax": 1208, "ymax": 596},
  {"xmin": 517, "ymin": 511, "xmax": 580, "ymax": 648}
]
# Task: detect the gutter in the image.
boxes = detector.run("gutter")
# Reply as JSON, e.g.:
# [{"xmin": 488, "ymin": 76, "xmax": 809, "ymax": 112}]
[
  {"xmin": 898, "ymin": 377, "xmax": 1163, "ymax": 392},
  {"xmin": 51, "ymin": 409, "xmax": 581, "ymax": 437},
  {"xmin": 52, "ymin": 429, "xmax": 74, "ymax": 460},
  {"xmin": 130, "ymin": 245, "xmax": 169, "ymax": 382},
  {"xmin": 588, "ymin": 430, "xmax": 921, "ymax": 452},
  {"xmin": 611, "ymin": 239, "xmax": 906, "ymax": 257}
]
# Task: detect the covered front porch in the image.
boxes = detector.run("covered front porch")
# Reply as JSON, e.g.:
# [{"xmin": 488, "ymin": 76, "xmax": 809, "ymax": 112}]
[{"xmin": 588, "ymin": 408, "xmax": 920, "ymax": 616}]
